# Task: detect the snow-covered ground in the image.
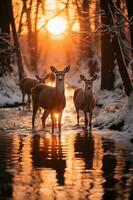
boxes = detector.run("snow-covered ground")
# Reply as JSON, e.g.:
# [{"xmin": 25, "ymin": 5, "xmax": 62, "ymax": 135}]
[
  {"xmin": 0, "ymin": 73, "xmax": 22, "ymax": 107},
  {"xmin": 93, "ymin": 89, "xmax": 133, "ymax": 133}
]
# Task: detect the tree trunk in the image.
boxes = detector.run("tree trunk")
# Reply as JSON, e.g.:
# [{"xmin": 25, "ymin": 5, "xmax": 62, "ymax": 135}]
[
  {"xmin": 23, "ymin": 0, "xmax": 37, "ymax": 70},
  {"xmin": 126, "ymin": 0, "xmax": 133, "ymax": 55},
  {"xmin": 33, "ymin": 0, "xmax": 40, "ymax": 70},
  {"xmin": 9, "ymin": 0, "xmax": 24, "ymax": 81},
  {"xmin": 113, "ymin": 34, "xmax": 133, "ymax": 96},
  {"xmin": 108, "ymin": 0, "xmax": 133, "ymax": 96},
  {"xmin": 100, "ymin": 0, "xmax": 115, "ymax": 90},
  {"xmin": 80, "ymin": 0, "xmax": 90, "ymax": 60},
  {"xmin": 0, "ymin": 0, "xmax": 10, "ymax": 76},
  {"xmin": 115, "ymin": 0, "xmax": 130, "ymax": 66}
]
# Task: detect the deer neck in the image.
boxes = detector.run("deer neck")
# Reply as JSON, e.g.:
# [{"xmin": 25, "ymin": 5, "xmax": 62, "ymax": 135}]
[
  {"xmin": 84, "ymin": 88, "xmax": 93, "ymax": 101},
  {"xmin": 55, "ymin": 80, "xmax": 65, "ymax": 100},
  {"xmin": 83, "ymin": 88, "xmax": 93, "ymax": 110}
]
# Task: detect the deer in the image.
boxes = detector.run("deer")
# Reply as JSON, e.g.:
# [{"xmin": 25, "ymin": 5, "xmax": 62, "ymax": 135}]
[
  {"xmin": 73, "ymin": 74, "xmax": 97, "ymax": 132},
  {"xmin": 20, "ymin": 74, "xmax": 51, "ymax": 111},
  {"xmin": 32, "ymin": 66, "xmax": 70, "ymax": 133}
]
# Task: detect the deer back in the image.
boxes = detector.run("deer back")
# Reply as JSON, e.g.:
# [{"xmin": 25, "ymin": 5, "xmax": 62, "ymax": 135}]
[
  {"xmin": 74, "ymin": 88, "xmax": 85, "ymax": 110},
  {"xmin": 32, "ymin": 84, "xmax": 66, "ymax": 111},
  {"xmin": 83, "ymin": 90, "xmax": 96, "ymax": 112},
  {"xmin": 74, "ymin": 88, "xmax": 96, "ymax": 112},
  {"xmin": 20, "ymin": 77, "xmax": 38, "ymax": 94},
  {"xmin": 74, "ymin": 74, "xmax": 97, "ymax": 112}
]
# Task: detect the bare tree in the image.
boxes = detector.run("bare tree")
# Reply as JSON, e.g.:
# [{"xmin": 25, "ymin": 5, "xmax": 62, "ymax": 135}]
[
  {"xmin": 9, "ymin": 0, "xmax": 24, "ymax": 81},
  {"xmin": 18, "ymin": 0, "xmax": 46, "ymax": 71},
  {"xmin": 75, "ymin": 0, "xmax": 91, "ymax": 60},
  {"xmin": 126, "ymin": 0, "xmax": 133, "ymax": 55},
  {"xmin": 108, "ymin": 0, "xmax": 133, "ymax": 96}
]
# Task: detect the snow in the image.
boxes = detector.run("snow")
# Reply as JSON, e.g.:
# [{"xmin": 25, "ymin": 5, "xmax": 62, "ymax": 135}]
[
  {"xmin": 120, "ymin": 91, "xmax": 133, "ymax": 133},
  {"xmin": 0, "ymin": 73, "xmax": 21, "ymax": 107},
  {"xmin": 94, "ymin": 89, "xmax": 133, "ymax": 134}
]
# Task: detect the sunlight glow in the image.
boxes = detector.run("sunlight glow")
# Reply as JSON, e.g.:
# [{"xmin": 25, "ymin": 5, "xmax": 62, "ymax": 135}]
[
  {"xmin": 72, "ymin": 22, "xmax": 80, "ymax": 32},
  {"xmin": 54, "ymin": 113, "xmax": 58, "ymax": 119},
  {"xmin": 47, "ymin": 17, "xmax": 68, "ymax": 35},
  {"xmin": 37, "ymin": 16, "xmax": 46, "ymax": 30}
]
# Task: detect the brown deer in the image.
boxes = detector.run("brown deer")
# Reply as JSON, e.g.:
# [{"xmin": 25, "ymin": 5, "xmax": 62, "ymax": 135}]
[
  {"xmin": 32, "ymin": 66, "xmax": 70, "ymax": 132},
  {"xmin": 73, "ymin": 74, "xmax": 97, "ymax": 131},
  {"xmin": 20, "ymin": 74, "xmax": 50, "ymax": 110}
]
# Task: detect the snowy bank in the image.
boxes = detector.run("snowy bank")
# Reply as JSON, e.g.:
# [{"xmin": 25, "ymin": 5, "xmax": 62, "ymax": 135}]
[
  {"xmin": 0, "ymin": 74, "xmax": 22, "ymax": 107},
  {"xmin": 94, "ymin": 89, "xmax": 133, "ymax": 134}
]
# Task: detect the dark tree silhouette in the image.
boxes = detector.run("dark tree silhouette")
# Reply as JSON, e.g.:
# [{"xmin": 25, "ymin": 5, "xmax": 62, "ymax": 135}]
[
  {"xmin": 79, "ymin": 0, "xmax": 90, "ymax": 60},
  {"xmin": 19, "ymin": 0, "xmax": 44, "ymax": 71},
  {"xmin": 108, "ymin": 0, "xmax": 133, "ymax": 96},
  {"xmin": 75, "ymin": 0, "xmax": 98, "ymax": 76},
  {"xmin": 0, "ymin": 0, "xmax": 11, "ymax": 76},
  {"xmin": 126, "ymin": 0, "xmax": 133, "ymax": 55},
  {"xmin": 100, "ymin": 0, "xmax": 115, "ymax": 90},
  {"xmin": 0, "ymin": 0, "xmax": 24, "ymax": 80},
  {"xmin": 9, "ymin": 0, "xmax": 24, "ymax": 81}
]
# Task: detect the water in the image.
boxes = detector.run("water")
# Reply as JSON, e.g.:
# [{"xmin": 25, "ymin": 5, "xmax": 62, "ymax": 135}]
[{"xmin": 0, "ymin": 128, "xmax": 133, "ymax": 200}]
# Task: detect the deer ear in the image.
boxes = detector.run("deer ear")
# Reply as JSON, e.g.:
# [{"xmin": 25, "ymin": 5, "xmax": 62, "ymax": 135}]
[
  {"xmin": 80, "ymin": 75, "xmax": 85, "ymax": 81},
  {"xmin": 44, "ymin": 73, "xmax": 51, "ymax": 80},
  {"xmin": 64, "ymin": 66, "xmax": 70, "ymax": 73},
  {"xmin": 49, "ymin": 72, "xmax": 55, "ymax": 81},
  {"xmin": 35, "ymin": 75, "xmax": 41, "ymax": 81},
  {"xmin": 92, "ymin": 74, "xmax": 97, "ymax": 81},
  {"xmin": 51, "ymin": 66, "xmax": 57, "ymax": 73}
]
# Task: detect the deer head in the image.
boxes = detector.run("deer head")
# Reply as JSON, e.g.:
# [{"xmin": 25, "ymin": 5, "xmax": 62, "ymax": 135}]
[
  {"xmin": 80, "ymin": 74, "xmax": 97, "ymax": 91},
  {"xmin": 35, "ymin": 74, "xmax": 51, "ymax": 83},
  {"xmin": 50, "ymin": 66, "xmax": 70, "ymax": 82}
]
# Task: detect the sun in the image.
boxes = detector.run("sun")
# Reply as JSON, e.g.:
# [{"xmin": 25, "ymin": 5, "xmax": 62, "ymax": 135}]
[{"xmin": 47, "ymin": 17, "xmax": 68, "ymax": 35}]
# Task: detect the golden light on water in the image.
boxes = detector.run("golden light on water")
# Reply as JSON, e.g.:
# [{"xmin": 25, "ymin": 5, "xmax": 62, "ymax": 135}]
[
  {"xmin": 0, "ymin": 116, "xmax": 131, "ymax": 200},
  {"xmin": 47, "ymin": 17, "xmax": 68, "ymax": 35}
]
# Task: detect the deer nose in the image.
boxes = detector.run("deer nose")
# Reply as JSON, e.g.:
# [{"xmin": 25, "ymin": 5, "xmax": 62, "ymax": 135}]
[
  {"xmin": 58, "ymin": 76, "xmax": 63, "ymax": 81},
  {"xmin": 88, "ymin": 86, "xmax": 91, "ymax": 89}
]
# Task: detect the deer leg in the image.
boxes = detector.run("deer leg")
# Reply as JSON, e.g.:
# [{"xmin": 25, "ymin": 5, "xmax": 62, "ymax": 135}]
[
  {"xmin": 58, "ymin": 111, "xmax": 63, "ymax": 132},
  {"xmin": 84, "ymin": 111, "xmax": 88, "ymax": 130},
  {"xmin": 50, "ymin": 112, "xmax": 55, "ymax": 133},
  {"xmin": 22, "ymin": 93, "xmax": 25, "ymax": 111},
  {"xmin": 76, "ymin": 108, "xmax": 79, "ymax": 125},
  {"xmin": 39, "ymin": 107, "xmax": 42, "ymax": 113},
  {"xmin": 27, "ymin": 94, "xmax": 31, "ymax": 111},
  {"xmin": 89, "ymin": 111, "xmax": 93, "ymax": 132},
  {"xmin": 32, "ymin": 105, "xmax": 39, "ymax": 129},
  {"xmin": 42, "ymin": 109, "xmax": 50, "ymax": 128}
]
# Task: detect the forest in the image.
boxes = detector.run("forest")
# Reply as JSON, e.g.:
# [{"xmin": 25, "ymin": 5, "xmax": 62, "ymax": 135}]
[{"xmin": 0, "ymin": 0, "xmax": 133, "ymax": 200}]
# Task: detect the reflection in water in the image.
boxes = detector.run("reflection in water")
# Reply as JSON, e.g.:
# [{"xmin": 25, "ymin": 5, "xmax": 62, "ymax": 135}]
[
  {"xmin": 32, "ymin": 134, "xmax": 66, "ymax": 186},
  {"xmin": 0, "ymin": 134, "xmax": 13, "ymax": 199},
  {"xmin": 0, "ymin": 131, "xmax": 133, "ymax": 200},
  {"xmin": 102, "ymin": 138, "xmax": 133, "ymax": 200},
  {"xmin": 102, "ymin": 139, "xmax": 117, "ymax": 200}
]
